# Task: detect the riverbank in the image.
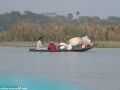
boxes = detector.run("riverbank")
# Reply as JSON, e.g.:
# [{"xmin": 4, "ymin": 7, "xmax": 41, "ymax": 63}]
[
  {"xmin": 0, "ymin": 41, "xmax": 36, "ymax": 47},
  {"xmin": 0, "ymin": 41, "xmax": 120, "ymax": 48},
  {"xmin": 0, "ymin": 41, "xmax": 59, "ymax": 47},
  {"xmin": 93, "ymin": 41, "xmax": 120, "ymax": 48}
]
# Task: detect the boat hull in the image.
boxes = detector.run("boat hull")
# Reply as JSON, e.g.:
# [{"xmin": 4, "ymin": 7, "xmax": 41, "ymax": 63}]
[{"xmin": 29, "ymin": 46, "xmax": 93, "ymax": 52}]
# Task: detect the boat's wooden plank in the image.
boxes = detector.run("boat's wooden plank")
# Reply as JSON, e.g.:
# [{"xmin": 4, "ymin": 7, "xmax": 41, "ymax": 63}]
[{"xmin": 29, "ymin": 46, "xmax": 93, "ymax": 52}]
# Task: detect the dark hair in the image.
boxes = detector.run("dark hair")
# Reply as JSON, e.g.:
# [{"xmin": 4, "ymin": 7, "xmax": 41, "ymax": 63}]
[
  {"xmin": 50, "ymin": 39, "xmax": 52, "ymax": 41},
  {"xmin": 39, "ymin": 37, "xmax": 42, "ymax": 40}
]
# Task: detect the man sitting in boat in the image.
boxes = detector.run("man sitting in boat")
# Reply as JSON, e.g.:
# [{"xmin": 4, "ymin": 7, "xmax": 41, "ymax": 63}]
[
  {"xmin": 37, "ymin": 37, "xmax": 47, "ymax": 50},
  {"xmin": 48, "ymin": 40, "xmax": 57, "ymax": 51}
]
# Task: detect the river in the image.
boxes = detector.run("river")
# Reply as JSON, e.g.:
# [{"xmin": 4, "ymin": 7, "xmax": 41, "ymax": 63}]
[{"xmin": 0, "ymin": 46, "xmax": 120, "ymax": 90}]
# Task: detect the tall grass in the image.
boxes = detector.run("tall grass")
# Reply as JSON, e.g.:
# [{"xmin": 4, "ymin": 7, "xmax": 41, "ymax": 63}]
[{"xmin": 0, "ymin": 20, "xmax": 120, "ymax": 42}]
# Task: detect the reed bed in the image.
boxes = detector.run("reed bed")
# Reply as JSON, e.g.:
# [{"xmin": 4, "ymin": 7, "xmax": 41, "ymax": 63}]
[{"xmin": 0, "ymin": 21, "xmax": 120, "ymax": 47}]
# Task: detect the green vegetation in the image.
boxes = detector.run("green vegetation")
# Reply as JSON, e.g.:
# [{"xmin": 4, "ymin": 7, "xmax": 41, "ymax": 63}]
[
  {"xmin": 0, "ymin": 41, "xmax": 59, "ymax": 47},
  {"xmin": 0, "ymin": 41, "xmax": 36, "ymax": 47},
  {"xmin": 0, "ymin": 11, "xmax": 120, "ymax": 48},
  {"xmin": 94, "ymin": 41, "xmax": 120, "ymax": 48}
]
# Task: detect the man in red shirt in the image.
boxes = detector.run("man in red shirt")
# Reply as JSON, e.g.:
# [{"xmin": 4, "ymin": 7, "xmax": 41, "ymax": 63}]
[{"xmin": 48, "ymin": 40, "xmax": 57, "ymax": 51}]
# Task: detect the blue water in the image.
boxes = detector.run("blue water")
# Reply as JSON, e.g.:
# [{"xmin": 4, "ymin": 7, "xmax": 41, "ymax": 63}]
[
  {"xmin": 0, "ymin": 73, "xmax": 88, "ymax": 90},
  {"xmin": 0, "ymin": 46, "xmax": 120, "ymax": 90}
]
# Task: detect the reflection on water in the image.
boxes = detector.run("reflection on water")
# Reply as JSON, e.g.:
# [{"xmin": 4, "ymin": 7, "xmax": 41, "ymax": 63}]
[{"xmin": 0, "ymin": 46, "xmax": 120, "ymax": 90}]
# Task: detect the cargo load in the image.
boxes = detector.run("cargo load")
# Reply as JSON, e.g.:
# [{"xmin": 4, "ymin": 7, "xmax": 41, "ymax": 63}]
[{"xmin": 69, "ymin": 37, "xmax": 82, "ymax": 46}]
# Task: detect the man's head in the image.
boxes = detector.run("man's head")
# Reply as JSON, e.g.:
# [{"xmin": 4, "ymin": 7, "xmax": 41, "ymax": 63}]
[
  {"xmin": 39, "ymin": 37, "xmax": 42, "ymax": 40},
  {"xmin": 49, "ymin": 39, "xmax": 53, "ymax": 43}
]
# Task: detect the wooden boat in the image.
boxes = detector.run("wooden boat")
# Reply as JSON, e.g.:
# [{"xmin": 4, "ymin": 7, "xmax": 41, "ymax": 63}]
[{"xmin": 29, "ymin": 45, "xmax": 93, "ymax": 52}]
